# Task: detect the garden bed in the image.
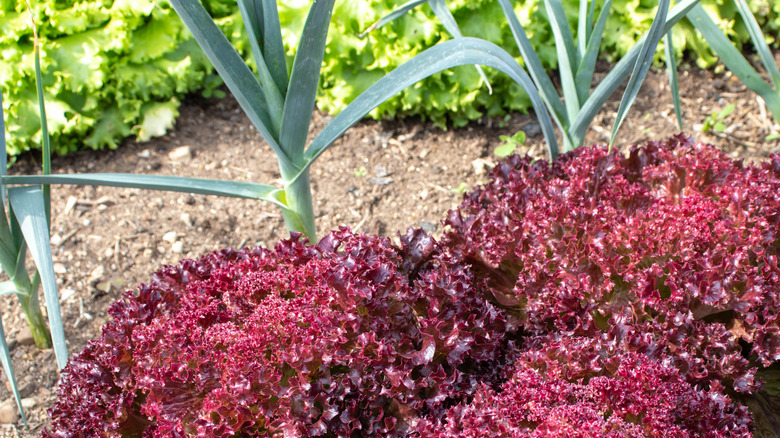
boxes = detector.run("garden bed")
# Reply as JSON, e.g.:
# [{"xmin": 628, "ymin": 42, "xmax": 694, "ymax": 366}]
[{"xmin": 1, "ymin": 61, "xmax": 779, "ymax": 436}]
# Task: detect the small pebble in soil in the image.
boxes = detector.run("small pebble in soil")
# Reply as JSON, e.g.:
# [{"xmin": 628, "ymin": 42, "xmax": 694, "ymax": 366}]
[
  {"xmin": 63, "ymin": 196, "xmax": 78, "ymax": 215},
  {"xmin": 50, "ymin": 234, "xmax": 63, "ymax": 247},
  {"xmin": 162, "ymin": 231, "xmax": 178, "ymax": 244},
  {"xmin": 420, "ymin": 221, "xmax": 438, "ymax": 233},
  {"xmin": 168, "ymin": 146, "xmax": 193, "ymax": 161},
  {"xmin": 0, "ymin": 400, "xmax": 19, "ymax": 424},
  {"xmin": 89, "ymin": 266, "xmax": 105, "ymax": 282},
  {"xmin": 59, "ymin": 289, "xmax": 76, "ymax": 303},
  {"xmin": 471, "ymin": 158, "xmax": 494, "ymax": 175},
  {"xmin": 523, "ymin": 122, "xmax": 541, "ymax": 138},
  {"xmin": 368, "ymin": 177, "xmax": 393, "ymax": 186},
  {"xmin": 15, "ymin": 326, "xmax": 34, "ymax": 347}
]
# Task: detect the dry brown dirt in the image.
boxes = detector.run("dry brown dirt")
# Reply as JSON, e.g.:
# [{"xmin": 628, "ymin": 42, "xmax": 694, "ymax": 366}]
[{"xmin": 1, "ymin": 62, "xmax": 779, "ymax": 436}]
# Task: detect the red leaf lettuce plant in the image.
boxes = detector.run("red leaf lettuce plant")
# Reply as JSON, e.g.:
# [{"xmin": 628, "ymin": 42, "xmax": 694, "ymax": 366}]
[
  {"xmin": 443, "ymin": 134, "xmax": 779, "ymax": 392},
  {"xmin": 42, "ymin": 135, "xmax": 774, "ymax": 436},
  {"xmin": 44, "ymin": 229, "xmax": 513, "ymax": 436},
  {"xmin": 417, "ymin": 335, "xmax": 753, "ymax": 437}
]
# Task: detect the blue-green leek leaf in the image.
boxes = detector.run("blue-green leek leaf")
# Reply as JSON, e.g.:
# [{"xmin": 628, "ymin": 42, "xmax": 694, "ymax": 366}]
[
  {"xmin": 687, "ymin": 4, "xmax": 780, "ymax": 120},
  {"xmin": 543, "ymin": 0, "xmax": 580, "ymax": 124},
  {"xmin": 33, "ymin": 32, "xmax": 51, "ymax": 227},
  {"xmin": 496, "ymin": 0, "xmax": 568, "ymax": 141},
  {"xmin": 0, "ymin": 316, "xmax": 26, "ymax": 427},
  {"xmin": 577, "ymin": 0, "xmax": 597, "ymax": 58},
  {"xmin": 1, "ymin": 90, "xmax": 5, "ymax": 207},
  {"xmin": 357, "ymin": 0, "xmax": 428, "ymax": 38},
  {"xmin": 7, "ymin": 186, "xmax": 67, "ymax": 370},
  {"xmin": 664, "ymin": 31, "xmax": 684, "ymax": 131},
  {"xmin": 428, "ymin": 0, "xmax": 492, "ymax": 94},
  {"xmin": 609, "ymin": 0, "xmax": 670, "ymax": 148},
  {"xmin": 300, "ymin": 37, "xmax": 558, "ymax": 176},
  {"xmin": 574, "ymin": 0, "xmax": 613, "ymax": 107},
  {"xmin": 259, "ymin": 0, "xmax": 288, "ymax": 95},
  {"xmin": 569, "ymin": 0, "xmax": 701, "ymax": 147},
  {"xmin": 2, "ymin": 174, "xmax": 286, "ymax": 210},
  {"xmin": 279, "ymin": 0, "xmax": 336, "ymax": 163},
  {"xmin": 237, "ymin": 0, "xmax": 285, "ymax": 135},
  {"xmin": 357, "ymin": 0, "xmax": 492, "ymax": 94},
  {"xmin": 0, "ymin": 92, "xmax": 12, "ymax": 257},
  {"xmin": 168, "ymin": 0, "xmax": 290, "ymax": 168},
  {"xmin": 0, "ymin": 281, "xmax": 21, "ymax": 296},
  {"xmin": 686, "ymin": 4, "xmax": 775, "ymax": 98},
  {"xmin": 734, "ymin": 0, "xmax": 780, "ymax": 89}
]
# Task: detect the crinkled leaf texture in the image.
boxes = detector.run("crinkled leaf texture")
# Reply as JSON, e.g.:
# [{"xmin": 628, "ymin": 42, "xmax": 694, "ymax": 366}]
[
  {"xmin": 43, "ymin": 135, "xmax": 772, "ymax": 436},
  {"xmin": 43, "ymin": 229, "xmax": 511, "ymax": 437},
  {"xmin": 444, "ymin": 134, "xmax": 780, "ymax": 392},
  {"xmin": 417, "ymin": 336, "xmax": 753, "ymax": 437}
]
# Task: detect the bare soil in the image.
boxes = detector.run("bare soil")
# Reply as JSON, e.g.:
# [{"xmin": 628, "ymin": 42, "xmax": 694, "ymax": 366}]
[{"xmin": 1, "ymin": 62, "xmax": 779, "ymax": 437}]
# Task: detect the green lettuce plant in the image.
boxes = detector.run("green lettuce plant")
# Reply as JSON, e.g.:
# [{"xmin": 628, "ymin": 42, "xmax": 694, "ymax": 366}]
[
  {"xmin": 0, "ymin": 0, "xmax": 224, "ymax": 156},
  {"xmin": 4, "ymin": 0, "xmax": 779, "ymax": 158}
]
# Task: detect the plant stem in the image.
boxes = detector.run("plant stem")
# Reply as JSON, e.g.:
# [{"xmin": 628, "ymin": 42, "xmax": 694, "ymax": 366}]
[
  {"xmin": 16, "ymin": 288, "xmax": 51, "ymax": 349},
  {"xmin": 279, "ymin": 167, "xmax": 317, "ymax": 242}
]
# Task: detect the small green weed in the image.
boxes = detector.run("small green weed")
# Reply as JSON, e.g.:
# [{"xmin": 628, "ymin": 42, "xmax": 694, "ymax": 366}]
[
  {"xmin": 701, "ymin": 103, "xmax": 735, "ymax": 133},
  {"xmin": 493, "ymin": 131, "xmax": 527, "ymax": 157},
  {"xmin": 451, "ymin": 182, "xmax": 468, "ymax": 194}
]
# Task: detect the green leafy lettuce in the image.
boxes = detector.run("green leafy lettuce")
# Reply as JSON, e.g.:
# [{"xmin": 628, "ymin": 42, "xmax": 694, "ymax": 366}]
[{"xmin": 2, "ymin": 0, "xmax": 778, "ymax": 156}]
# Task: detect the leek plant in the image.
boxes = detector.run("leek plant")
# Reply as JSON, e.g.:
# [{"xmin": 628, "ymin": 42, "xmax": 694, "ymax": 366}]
[
  {"xmin": 367, "ymin": 0, "xmax": 706, "ymax": 156},
  {"xmin": 686, "ymin": 0, "xmax": 780, "ymax": 125},
  {"xmin": 6, "ymin": 0, "xmax": 557, "ymax": 241},
  {"xmin": 0, "ymin": 16, "xmax": 66, "ymax": 428}
]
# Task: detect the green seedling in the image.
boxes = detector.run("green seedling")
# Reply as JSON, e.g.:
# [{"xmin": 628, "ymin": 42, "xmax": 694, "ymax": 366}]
[
  {"xmin": 451, "ymin": 182, "xmax": 469, "ymax": 194},
  {"xmin": 494, "ymin": 130, "xmax": 527, "ymax": 157},
  {"xmin": 701, "ymin": 103, "xmax": 735, "ymax": 133},
  {"xmin": 354, "ymin": 166, "xmax": 368, "ymax": 177}
]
